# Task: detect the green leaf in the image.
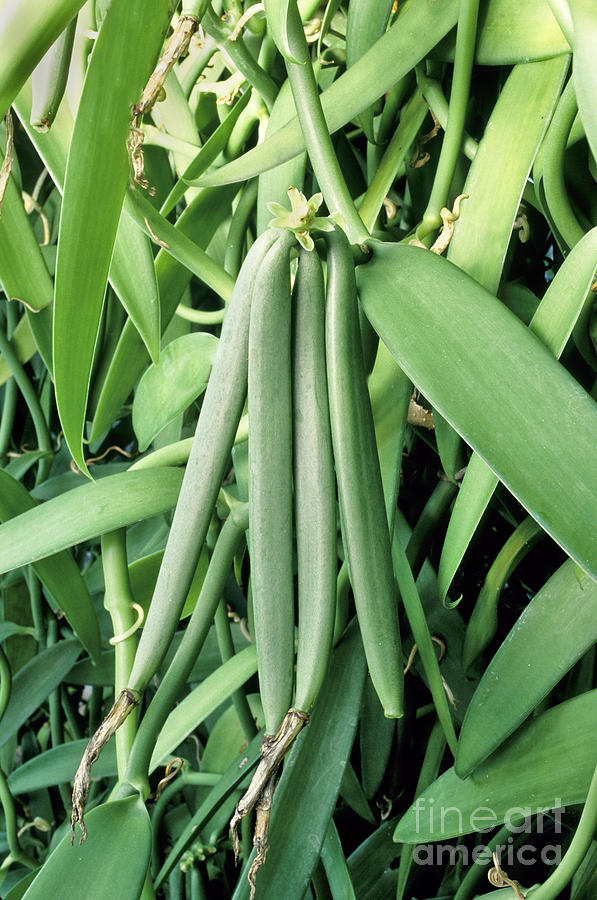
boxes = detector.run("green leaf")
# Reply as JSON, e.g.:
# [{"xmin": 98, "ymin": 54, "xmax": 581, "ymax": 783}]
[
  {"xmin": 200, "ymin": 694, "xmax": 263, "ymax": 774},
  {"xmin": 109, "ymin": 199, "xmax": 161, "ymax": 364},
  {"xmin": 263, "ymin": 0, "xmax": 302, "ymax": 63},
  {"xmin": 320, "ymin": 820, "xmax": 357, "ymax": 900},
  {"xmin": 0, "ymin": 468, "xmax": 101, "ymax": 662},
  {"xmin": 358, "ymin": 242, "xmax": 597, "ymax": 579},
  {"xmin": 461, "ymin": 516, "xmax": 544, "ymax": 672},
  {"xmin": 8, "ymin": 740, "xmax": 117, "ymax": 794},
  {"xmin": 133, "ymin": 332, "xmax": 218, "ymax": 451},
  {"xmin": 435, "ymin": 0, "xmax": 569, "ymax": 64},
  {"xmin": 436, "ymin": 57, "xmax": 568, "ymax": 604},
  {"xmin": 201, "ymin": 0, "xmax": 460, "ymax": 186},
  {"xmin": 395, "ymin": 690, "xmax": 597, "ymax": 842},
  {"xmin": 256, "ymin": 78, "xmax": 306, "ymax": 235},
  {"xmin": 89, "ymin": 183, "xmax": 238, "ymax": 442},
  {"xmin": 570, "ymin": 0, "xmax": 597, "ymax": 164},
  {"xmin": 13, "ymin": 80, "xmax": 163, "ymax": 367},
  {"xmin": 231, "ymin": 623, "xmax": 367, "ymax": 900},
  {"xmin": 21, "ymin": 797, "xmax": 151, "ymax": 900},
  {"xmin": 0, "ymin": 164, "xmax": 53, "ymax": 313},
  {"xmin": 0, "ymin": 0, "xmax": 86, "ymax": 119},
  {"xmin": 154, "ymin": 730, "xmax": 264, "ymax": 887},
  {"xmin": 0, "ymin": 468, "xmax": 183, "ymax": 574},
  {"xmin": 149, "ymin": 645, "xmax": 258, "ymax": 770},
  {"xmin": 0, "ymin": 623, "xmax": 36, "ymax": 643},
  {"xmin": 456, "ymin": 560, "xmax": 597, "ymax": 776},
  {"xmin": 125, "ymin": 184, "xmax": 235, "ymax": 303},
  {"xmin": 0, "ymin": 316, "xmax": 38, "ymax": 387},
  {"xmin": 53, "ymin": 0, "xmax": 170, "ymax": 474},
  {"xmin": 345, "ymin": 0, "xmax": 393, "ymax": 142},
  {"xmin": 160, "ymin": 88, "xmax": 251, "ymax": 215},
  {"xmin": 0, "ymin": 640, "xmax": 80, "ymax": 748}
]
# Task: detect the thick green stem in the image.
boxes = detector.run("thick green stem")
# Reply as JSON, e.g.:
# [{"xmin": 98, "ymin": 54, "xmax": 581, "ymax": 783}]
[
  {"xmin": 417, "ymin": 0, "xmax": 479, "ymax": 241},
  {"xmin": 224, "ymin": 179, "xmax": 259, "ymax": 277},
  {"xmin": 122, "ymin": 509, "xmax": 248, "ymax": 797},
  {"xmin": 527, "ymin": 761, "xmax": 597, "ymax": 899},
  {"xmin": 280, "ymin": 0, "xmax": 369, "ymax": 243},
  {"xmin": 0, "ymin": 648, "xmax": 36, "ymax": 869},
  {"xmin": 101, "ymin": 529, "xmax": 140, "ymax": 778},
  {"xmin": 0, "ymin": 320, "xmax": 52, "ymax": 484},
  {"xmin": 203, "ymin": 7, "xmax": 277, "ymax": 110}
]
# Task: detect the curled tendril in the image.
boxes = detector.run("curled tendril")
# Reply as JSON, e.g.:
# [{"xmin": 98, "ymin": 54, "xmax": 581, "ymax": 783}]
[{"xmin": 488, "ymin": 851, "xmax": 525, "ymax": 898}]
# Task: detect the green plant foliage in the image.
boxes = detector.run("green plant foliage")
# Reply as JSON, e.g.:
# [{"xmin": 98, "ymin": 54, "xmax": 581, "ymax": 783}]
[
  {"xmin": 2, "ymin": 2, "xmax": 597, "ymax": 897},
  {"xmin": 21, "ymin": 797, "xmax": 151, "ymax": 899}
]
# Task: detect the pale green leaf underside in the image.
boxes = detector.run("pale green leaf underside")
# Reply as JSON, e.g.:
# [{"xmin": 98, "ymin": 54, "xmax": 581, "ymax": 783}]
[{"xmin": 358, "ymin": 243, "xmax": 597, "ymax": 579}]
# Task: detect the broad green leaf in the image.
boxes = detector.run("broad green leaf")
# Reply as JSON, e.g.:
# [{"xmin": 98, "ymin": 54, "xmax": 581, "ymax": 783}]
[
  {"xmin": 0, "ymin": 0, "xmax": 86, "ymax": 119},
  {"xmin": 200, "ymin": 694, "xmax": 263, "ymax": 774},
  {"xmin": 461, "ymin": 516, "xmax": 544, "ymax": 672},
  {"xmin": 0, "ymin": 468, "xmax": 183, "ymax": 573},
  {"xmin": 320, "ymin": 820, "xmax": 357, "ymax": 900},
  {"xmin": 109, "ymin": 199, "xmax": 161, "ymax": 364},
  {"xmin": 133, "ymin": 332, "xmax": 218, "ymax": 451},
  {"xmin": 13, "ymin": 80, "xmax": 163, "ymax": 366},
  {"xmin": 435, "ymin": 0, "xmax": 568, "ymax": 64},
  {"xmin": 359, "ymin": 676, "xmax": 395, "ymax": 800},
  {"xmin": 263, "ymin": 0, "xmax": 302, "ymax": 63},
  {"xmin": 89, "ymin": 183, "xmax": 238, "ymax": 441},
  {"xmin": 53, "ymin": 0, "xmax": 170, "ymax": 474},
  {"xmin": 161, "ymin": 88, "xmax": 251, "ymax": 215},
  {"xmin": 395, "ymin": 690, "xmax": 597, "ymax": 842},
  {"xmin": 256, "ymin": 78, "xmax": 306, "ymax": 235},
  {"xmin": 201, "ymin": 0, "xmax": 460, "ymax": 186},
  {"xmin": 570, "ymin": 0, "xmax": 597, "ymax": 164},
  {"xmin": 8, "ymin": 740, "xmax": 117, "ymax": 794},
  {"xmin": 0, "ymin": 162, "xmax": 53, "ymax": 312},
  {"xmin": 430, "ymin": 56, "xmax": 573, "ymax": 604},
  {"xmin": 368, "ymin": 296, "xmax": 412, "ymax": 526},
  {"xmin": 456, "ymin": 560, "xmax": 597, "ymax": 776},
  {"xmin": 231, "ymin": 623, "xmax": 366, "ymax": 900},
  {"xmin": 358, "ymin": 242, "xmax": 597, "ymax": 580},
  {"xmin": 447, "ymin": 58, "xmax": 568, "ymax": 298},
  {"xmin": 0, "ymin": 316, "xmax": 38, "ymax": 387},
  {"xmin": 0, "ymin": 623, "xmax": 35, "ymax": 643},
  {"xmin": 22, "ymin": 797, "xmax": 151, "ymax": 900},
  {"xmin": 125, "ymin": 184, "xmax": 235, "ymax": 303},
  {"xmin": 0, "ymin": 640, "xmax": 80, "ymax": 748},
  {"xmin": 149, "ymin": 645, "xmax": 258, "ymax": 770},
  {"xmin": 0, "ymin": 468, "xmax": 101, "ymax": 662},
  {"xmin": 345, "ymin": 0, "xmax": 393, "ymax": 141},
  {"xmin": 5, "ymin": 870, "xmax": 38, "ymax": 900},
  {"xmin": 439, "ymin": 222, "xmax": 597, "ymax": 602},
  {"xmin": 348, "ymin": 817, "xmax": 400, "ymax": 900}
]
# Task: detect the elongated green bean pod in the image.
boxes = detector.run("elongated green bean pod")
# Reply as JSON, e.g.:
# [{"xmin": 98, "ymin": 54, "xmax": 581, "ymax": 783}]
[
  {"xmin": 128, "ymin": 228, "xmax": 280, "ymax": 693},
  {"xmin": 248, "ymin": 229, "xmax": 296, "ymax": 735},
  {"xmin": 293, "ymin": 246, "xmax": 336, "ymax": 715},
  {"xmin": 324, "ymin": 226, "xmax": 403, "ymax": 718},
  {"xmin": 30, "ymin": 17, "xmax": 76, "ymax": 132}
]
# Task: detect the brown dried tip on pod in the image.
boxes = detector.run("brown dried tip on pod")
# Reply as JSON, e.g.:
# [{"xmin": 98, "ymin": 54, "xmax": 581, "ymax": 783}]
[{"xmin": 71, "ymin": 688, "xmax": 140, "ymax": 844}]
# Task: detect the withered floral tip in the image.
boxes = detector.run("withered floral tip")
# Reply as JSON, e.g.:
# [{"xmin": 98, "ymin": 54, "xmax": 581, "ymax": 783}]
[{"xmin": 267, "ymin": 186, "xmax": 339, "ymax": 251}]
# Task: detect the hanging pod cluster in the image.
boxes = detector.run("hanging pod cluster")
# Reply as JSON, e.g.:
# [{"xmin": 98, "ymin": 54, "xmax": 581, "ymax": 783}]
[
  {"xmin": 70, "ymin": 214, "xmax": 403, "ymax": 891},
  {"xmin": 227, "ymin": 217, "xmax": 403, "ymax": 893}
]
